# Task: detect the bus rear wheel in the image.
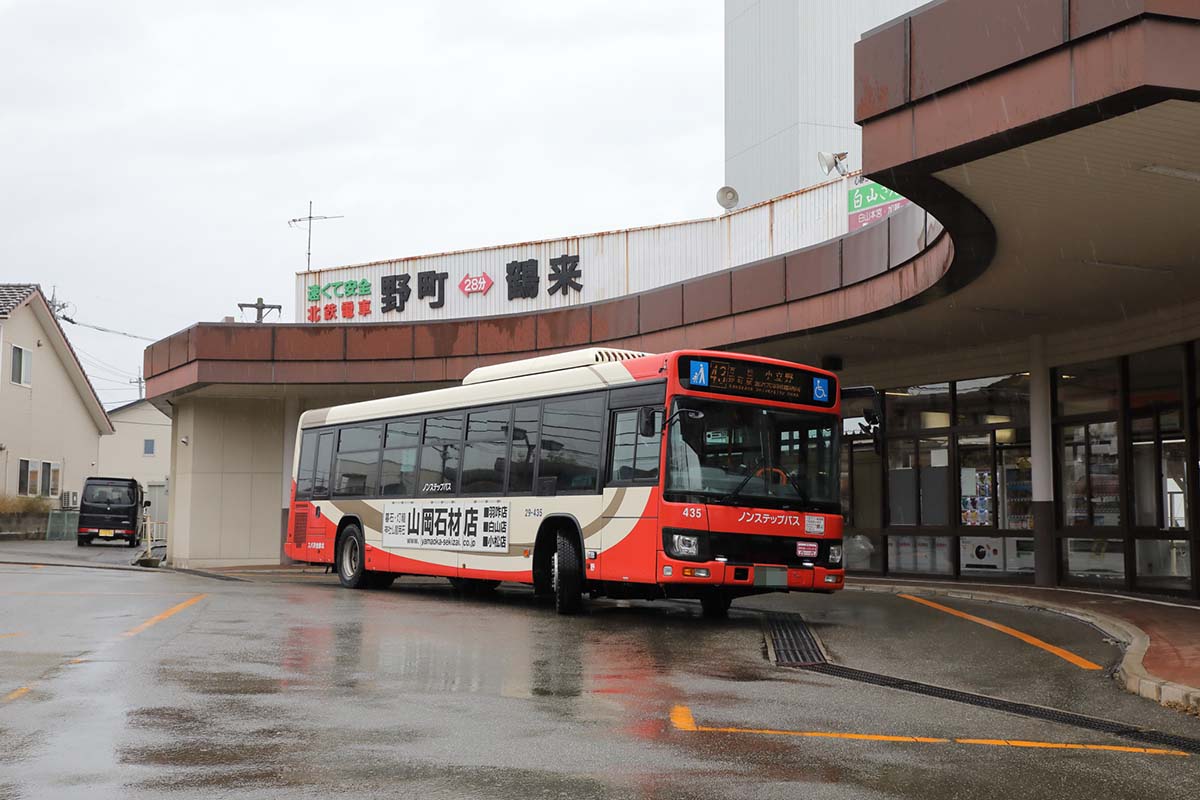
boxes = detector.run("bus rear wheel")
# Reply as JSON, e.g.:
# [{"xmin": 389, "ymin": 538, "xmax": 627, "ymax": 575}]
[
  {"xmin": 553, "ymin": 529, "xmax": 584, "ymax": 615},
  {"xmin": 338, "ymin": 524, "xmax": 372, "ymax": 589}
]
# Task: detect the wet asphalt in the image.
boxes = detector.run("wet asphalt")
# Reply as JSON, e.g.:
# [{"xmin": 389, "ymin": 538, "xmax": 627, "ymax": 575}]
[{"xmin": 1, "ymin": 545, "xmax": 1198, "ymax": 799}]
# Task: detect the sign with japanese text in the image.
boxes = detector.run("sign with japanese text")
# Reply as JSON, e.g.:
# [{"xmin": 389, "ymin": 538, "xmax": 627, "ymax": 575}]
[
  {"xmin": 299, "ymin": 254, "xmax": 584, "ymax": 324},
  {"xmin": 679, "ymin": 356, "xmax": 837, "ymax": 407},
  {"xmin": 848, "ymin": 178, "xmax": 910, "ymax": 231},
  {"xmin": 381, "ymin": 499, "xmax": 510, "ymax": 553}
]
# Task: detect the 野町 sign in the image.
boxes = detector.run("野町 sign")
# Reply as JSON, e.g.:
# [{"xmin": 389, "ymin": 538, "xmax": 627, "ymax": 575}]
[
  {"xmin": 300, "ymin": 253, "xmax": 585, "ymax": 324},
  {"xmin": 848, "ymin": 178, "xmax": 910, "ymax": 231}
]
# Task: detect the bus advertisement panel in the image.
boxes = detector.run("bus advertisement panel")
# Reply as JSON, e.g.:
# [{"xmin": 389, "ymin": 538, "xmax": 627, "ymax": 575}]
[{"xmin": 285, "ymin": 348, "xmax": 849, "ymax": 616}]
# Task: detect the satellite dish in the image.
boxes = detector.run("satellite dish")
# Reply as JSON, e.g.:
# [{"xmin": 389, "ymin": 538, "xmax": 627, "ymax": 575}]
[
  {"xmin": 818, "ymin": 151, "xmax": 850, "ymax": 176},
  {"xmin": 716, "ymin": 185, "xmax": 739, "ymax": 210}
]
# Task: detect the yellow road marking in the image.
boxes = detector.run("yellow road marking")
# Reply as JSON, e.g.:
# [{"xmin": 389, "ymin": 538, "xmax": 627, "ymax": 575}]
[
  {"xmin": 0, "ymin": 633, "xmax": 24, "ymax": 639},
  {"xmin": 668, "ymin": 706, "xmax": 1187, "ymax": 758},
  {"xmin": 3, "ymin": 686, "xmax": 31, "ymax": 702},
  {"xmin": 898, "ymin": 593, "xmax": 1102, "ymax": 670},
  {"xmin": 121, "ymin": 594, "xmax": 208, "ymax": 638}
]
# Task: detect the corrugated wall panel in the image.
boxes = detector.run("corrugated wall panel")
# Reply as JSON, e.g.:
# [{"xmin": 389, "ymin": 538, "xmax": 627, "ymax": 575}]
[{"xmin": 295, "ymin": 176, "xmax": 886, "ymax": 324}]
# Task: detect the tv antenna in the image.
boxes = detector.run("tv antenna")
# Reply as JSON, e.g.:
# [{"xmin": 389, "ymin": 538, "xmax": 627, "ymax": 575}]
[{"xmin": 288, "ymin": 200, "xmax": 344, "ymax": 271}]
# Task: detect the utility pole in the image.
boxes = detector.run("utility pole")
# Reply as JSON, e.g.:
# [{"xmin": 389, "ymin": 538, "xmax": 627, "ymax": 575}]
[
  {"xmin": 237, "ymin": 297, "xmax": 282, "ymax": 324},
  {"xmin": 288, "ymin": 200, "xmax": 344, "ymax": 271},
  {"xmin": 128, "ymin": 368, "xmax": 144, "ymax": 399}
]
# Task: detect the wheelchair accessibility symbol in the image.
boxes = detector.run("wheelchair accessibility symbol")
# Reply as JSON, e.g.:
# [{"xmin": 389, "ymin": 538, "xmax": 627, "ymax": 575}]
[
  {"xmin": 812, "ymin": 376, "xmax": 829, "ymax": 402},
  {"xmin": 690, "ymin": 361, "xmax": 709, "ymax": 387}
]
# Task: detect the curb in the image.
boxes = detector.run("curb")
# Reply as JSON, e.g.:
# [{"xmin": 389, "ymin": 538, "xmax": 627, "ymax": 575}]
[{"xmin": 847, "ymin": 582, "xmax": 1200, "ymax": 716}]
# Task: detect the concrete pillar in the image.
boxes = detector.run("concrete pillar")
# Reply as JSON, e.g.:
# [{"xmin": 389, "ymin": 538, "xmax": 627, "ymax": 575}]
[
  {"xmin": 1029, "ymin": 335, "xmax": 1056, "ymax": 586},
  {"xmin": 165, "ymin": 396, "xmax": 285, "ymax": 569}
]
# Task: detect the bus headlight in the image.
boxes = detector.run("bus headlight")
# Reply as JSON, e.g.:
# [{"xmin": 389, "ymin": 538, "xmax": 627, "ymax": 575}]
[
  {"xmin": 828, "ymin": 544, "xmax": 843, "ymax": 565},
  {"xmin": 672, "ymin": 533, "xmax": 700, "ymax": 558}
]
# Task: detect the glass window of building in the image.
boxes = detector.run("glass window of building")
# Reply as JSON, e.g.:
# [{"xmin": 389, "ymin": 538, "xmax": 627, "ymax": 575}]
[
  {"xmin": 1129, "ymin": 346, "xmax": 1182, "ymax": 410},
  {"xmin": 955, "ymin": 374, "xmax": 1030, "ymax": 428},
  {"xmin": 887, "ymin": 439, "xmax": 917, "ymax": 526},
  {"xmin": 1059, "ymin": 422, "xmax": 1120, "ymax": 527},
  {"xmin": 995, "ymin": 431, "xmax": 1032, "ymax": 530},
  {"xmin": 1135, "ymin": 539, "xmax": 1191, "ymax": 592},
  {"xmin": 957, "ymin": 433, "xmax": 992, "ymax": 529},
  {"xmin": 888, "ymin": 535, "xmax": 954, "ymax": 575},
  {"xmin": 850, "ymin": 440, "xmax": 882, "ymax": 531},
  {"xmin": 919, "ymin": 437, "xmax": 950, "ymax": 526},
  {"xmin": 1131, "ymin": 412, "xmax": 1188, "ymax": 530},
  {"xmin": 1063, "ymin": 538, "xmax": 1125, "ymax": 585},
  {"xmin": 885, "ymin": 383, "xmax": 950, "ymax": 432},
  {"xmin": 1056, "ymin": 359, "xmax": 1118, "ymax": 417}
]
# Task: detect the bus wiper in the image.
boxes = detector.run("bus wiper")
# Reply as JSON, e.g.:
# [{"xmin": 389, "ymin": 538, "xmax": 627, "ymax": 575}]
[
  {"xmin": 717, "ymin": 456, "xmax": 765, "ymax": 505},
  {"xmin": 783, "ymin": 471, "xmax": 809, "ymax": 503}
]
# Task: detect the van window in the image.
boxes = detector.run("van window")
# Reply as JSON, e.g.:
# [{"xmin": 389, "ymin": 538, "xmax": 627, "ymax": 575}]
[{"xmin": 84, "ymin": 484, "xmax": 134, "ymax": 505}]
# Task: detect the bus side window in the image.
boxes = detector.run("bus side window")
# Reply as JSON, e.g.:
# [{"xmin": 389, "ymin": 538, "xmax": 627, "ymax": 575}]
[
  {"xmin": 462, "ymin": 407, "xmax": 511, "ymax": 494},
  {"xmin": 418, "ymin": 413, "xmax": 463, "ymax": 495},
  {"xmin": 507, "ymin": 404, "xmax": 540, "ymax": 494},
  {"xmin": 296, "ymin": 431, "xmax": 319, "ymax": 499},
  {"xmin": 609, "ymin": 409, "xmax": 663, "ymax": 483},
  {"xmin": 381, "ymin": 418, "xmax": 420, "ymax": 496},
  {"xmin": 539, "ymin": 394, "xmax": 604, "ymax": 493}
]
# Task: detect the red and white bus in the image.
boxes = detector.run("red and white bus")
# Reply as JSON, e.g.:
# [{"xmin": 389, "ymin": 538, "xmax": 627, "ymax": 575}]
[{"xmin": 285, "ymin": 348, "xmax": 858, "ymax": 616}]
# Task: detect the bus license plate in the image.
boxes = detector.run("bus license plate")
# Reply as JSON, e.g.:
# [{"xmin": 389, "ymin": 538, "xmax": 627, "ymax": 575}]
[
  {"xmin": 99, "ymin": 529, "xmax": 114, "ymax": 538},
  {"xmin": 754, "ymin": 567, "xmax": 787, "ymax": 587},
  {"xmin": 796, "ymin": 542, "xmax": 819, "ymax": 558}
]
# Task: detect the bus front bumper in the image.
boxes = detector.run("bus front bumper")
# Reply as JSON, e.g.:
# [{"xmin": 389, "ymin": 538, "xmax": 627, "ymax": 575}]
[{"xmin": 655, "ymin": 553, "xmax": 843, "ymax": 591}]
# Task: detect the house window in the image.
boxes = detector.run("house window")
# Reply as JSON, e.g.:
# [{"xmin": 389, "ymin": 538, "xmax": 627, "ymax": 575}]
[
  {"xmin": 16, "ymin": 459, "xmax": 59, "ymax": 497},
  {"xmin": 144, "ymin": 439, "xmax": 156, "ymax": 456},
  {"xmin": 10, "ymin": 345, "xmax": 31, "ymax": 386}
]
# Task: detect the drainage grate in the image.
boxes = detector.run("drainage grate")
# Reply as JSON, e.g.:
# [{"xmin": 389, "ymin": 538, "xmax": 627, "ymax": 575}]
[
  {"xmin": 766, "ymin": 614, "xmax": 827, "ymax": 666},
  {"xmin": 766, "ymin": 613, "xmax": 1200, "ymax": 755}
]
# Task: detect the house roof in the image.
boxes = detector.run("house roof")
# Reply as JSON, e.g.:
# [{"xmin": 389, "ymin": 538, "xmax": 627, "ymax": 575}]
[
  {"xmin": 0, "ymin": 284, "xmax": 37, "ymax": 318},
  {"xmin": 1, "ymin": 284, "xmax": 114, "ymax": 435}
]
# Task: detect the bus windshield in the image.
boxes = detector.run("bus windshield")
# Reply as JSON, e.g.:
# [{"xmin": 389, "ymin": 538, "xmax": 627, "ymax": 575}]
[{"xmin": 665, "ymin": 397, "xmax": 839, "ymax": 512}]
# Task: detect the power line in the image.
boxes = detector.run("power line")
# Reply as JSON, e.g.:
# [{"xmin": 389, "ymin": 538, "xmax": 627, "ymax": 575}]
[{"xmin": 60, "ymin": 315, "xmax": 155, "ymax": 342}]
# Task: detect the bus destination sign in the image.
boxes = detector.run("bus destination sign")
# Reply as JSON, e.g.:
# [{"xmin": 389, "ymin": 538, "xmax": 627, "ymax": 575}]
[{"xmin": 680, "ymin": 356, "xmax": 835, "ymax": 407}]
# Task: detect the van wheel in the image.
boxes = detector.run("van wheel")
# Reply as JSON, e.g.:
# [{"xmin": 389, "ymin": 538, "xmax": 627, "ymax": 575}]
[
  {"xmin": 76, "ymin": 537, "xmax": 88, "ymax": 547},
  {"xmin": 337, "ymin": 524, "xmax": 370, "ymax": 589},
  {"xmin": 127, "ymin": 537, "xmax": 140, "ymax": 549},
  {"xmin": 553, "ymin": 529, "xmax": 583, "ymax": 615}
]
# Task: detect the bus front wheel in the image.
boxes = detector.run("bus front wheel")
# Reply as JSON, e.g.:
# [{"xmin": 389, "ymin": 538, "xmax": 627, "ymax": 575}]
[{"xmin": 553, "ymin": 529, "xmax": 584, "ymax": 615}]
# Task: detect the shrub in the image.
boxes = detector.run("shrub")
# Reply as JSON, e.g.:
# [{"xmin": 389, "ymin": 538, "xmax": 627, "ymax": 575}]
[{"xmin": 0, "ymin": 495, "xmax": 52, "ymax": 515}]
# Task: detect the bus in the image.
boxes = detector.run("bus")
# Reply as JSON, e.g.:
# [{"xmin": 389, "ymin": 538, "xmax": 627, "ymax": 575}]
[{"xmin": 285, "ymin": 348, "xmax": 856, "ymax": 616}]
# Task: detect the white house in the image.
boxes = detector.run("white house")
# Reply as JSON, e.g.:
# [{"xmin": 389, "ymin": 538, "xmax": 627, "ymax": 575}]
[
  {"xmin": 98, "ymin": 398, "xmax": 171, "ymax": 522},
  {"xmin": 0, "ymin": 284, "xmax": 114, "ymax": 501}
]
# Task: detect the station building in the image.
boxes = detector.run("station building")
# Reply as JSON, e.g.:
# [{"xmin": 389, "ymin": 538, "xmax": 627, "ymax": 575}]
[{"xmin": 145, "ymin": 1, "xmax": 1200, "ymax": 599}]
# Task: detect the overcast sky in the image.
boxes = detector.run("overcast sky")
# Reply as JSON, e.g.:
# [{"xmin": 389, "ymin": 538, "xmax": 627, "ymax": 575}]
[{"xmin": 0, "ymin": 0, "xmax": 723, "ymax": 408}]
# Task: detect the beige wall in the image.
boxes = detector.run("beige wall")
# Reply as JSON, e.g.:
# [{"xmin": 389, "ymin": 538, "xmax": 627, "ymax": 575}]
[
  {"xmin": 0, "ymin": 306, "xmax": 102, "ymax": 499},
  {"xmin": 98, "ymin": 401, "xmax": 171, "ymax": 487},
  {"xmin": 168, "ymin": 396, "xmax": 286, "ymax": 568}
]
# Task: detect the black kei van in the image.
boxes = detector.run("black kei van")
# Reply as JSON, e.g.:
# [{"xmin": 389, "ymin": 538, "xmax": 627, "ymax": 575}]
[{"xmin": 77, "ymin": 477, "xmax": 145, "ymax": 548}]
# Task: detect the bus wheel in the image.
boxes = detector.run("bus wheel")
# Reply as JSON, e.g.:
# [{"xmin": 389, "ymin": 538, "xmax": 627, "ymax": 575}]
[
  {"xmin": 553, "ymin": 529, "xmax": 583, "ymax": 615},
  {"xmin": 338, "ymin": 524, "xmax": 369, "ymax": 589},
  {"xmin": 700, "ymin": 592, "xmax": 732, "ymax": 619}
]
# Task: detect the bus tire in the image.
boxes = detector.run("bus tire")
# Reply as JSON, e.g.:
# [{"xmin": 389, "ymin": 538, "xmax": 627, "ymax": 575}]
[
  {"xmin": 700, "ymin": 592, "xmax": 732, "ymax": 619},
  {"xmin": 337, "ymin": 523, "xmax": 370, "ymax": 589},
  {"xmin": 553, "ymin": 528, "xmax": 584, "ymax": 615}
]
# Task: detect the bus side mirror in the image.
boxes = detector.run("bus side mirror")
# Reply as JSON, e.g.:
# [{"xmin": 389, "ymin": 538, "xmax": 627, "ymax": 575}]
[
  {"xmin": 637, "ymin": 406, "xmax": 658, "ymax": 438},
  {"xmin": 841, "ymin": 386, "xmax": 883, "ymax": 454}
]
